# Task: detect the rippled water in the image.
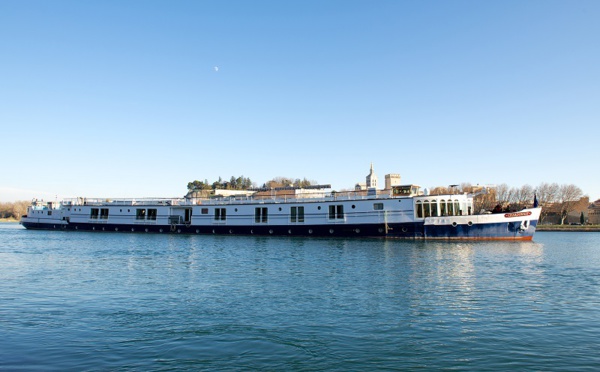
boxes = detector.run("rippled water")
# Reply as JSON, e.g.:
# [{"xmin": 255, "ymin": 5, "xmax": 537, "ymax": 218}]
[{"xmin": 1, "ymin": 223, "xmax": 599, "ymax": 371}]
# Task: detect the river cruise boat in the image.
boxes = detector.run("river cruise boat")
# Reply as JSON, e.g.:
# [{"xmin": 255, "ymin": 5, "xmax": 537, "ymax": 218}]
[{"xmin": 20, "ymin": 184, "xmax": 541, "ymax": 240}]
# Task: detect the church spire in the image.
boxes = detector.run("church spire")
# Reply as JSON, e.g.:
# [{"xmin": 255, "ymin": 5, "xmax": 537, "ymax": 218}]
[{"xmin": 366, "ymin": 163, "xmax": 378, "ymax": 189}]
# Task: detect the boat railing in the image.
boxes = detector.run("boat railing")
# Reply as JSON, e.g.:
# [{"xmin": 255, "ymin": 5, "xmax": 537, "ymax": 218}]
[{"xmin": 55, "ymin": 191, "xmax": 398, "ymax": 207}]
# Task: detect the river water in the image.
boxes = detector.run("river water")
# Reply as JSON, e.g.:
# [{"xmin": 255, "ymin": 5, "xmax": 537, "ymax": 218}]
[{"xmin": 1, "ymin": 222, "xmax": 599, "ymax": 371}]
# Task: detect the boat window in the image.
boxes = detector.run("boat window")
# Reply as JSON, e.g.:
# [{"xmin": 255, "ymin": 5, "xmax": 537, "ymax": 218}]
[
  {"xmin": 430, "ymin": 201, "xmax": 438, "ymax": 217},
  {"xmin": 215, "ymin": 208, "xmax": 226, "ymax": 221},
  {"xmin": 100, "ymin": 208, "xmax": 109, "ymax": 219},
  {"xmin": 440, "ymin": 200, "xmax": 447, "ymax": 216},
  {"xmin": 255, "ymin": 207, "xmax": 268, "ymax": 223},
  {"xmin": 291, "ymin": 206, "xmax": 305, "ymax": 223},
  {"xmin": 136, "ymin": 209, "xmax": 146, "ymax": 220},
  {"xmin": 447, "ymin": 201, "xmax": 454, "ymax": 216},
  {"xmin": 416, "ymin": 201, "xmax": 423, "ymax": 218},
  {"xmin": 329, "ymin": 205, "xmax": 344, "ymax": 219},
  {"xmin": 91, "ymin": 208, "xmax": 99, "ymax": 219},
  {"xmin": 424, "ymin": 201, "xmax": 431, "ymax": 218},
  {"xmin": 373, "ymin": 203, "xmax": 384, "ymax": 210},
  {"xmin": 454, "ymin": 201, "xmax": 461, "ymax": 216},
  {"xmin": 201, "ymin": 208, "xmax": 208, "ymax": 214},
  {"xmin": 148, "ymin": 209, "xmax": 157, "ymax": 220}
]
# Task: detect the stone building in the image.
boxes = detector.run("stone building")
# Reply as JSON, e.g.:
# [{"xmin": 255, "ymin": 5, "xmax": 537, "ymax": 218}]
[
  {"xmin": 385, "ymin": 174, "xmax": 401, "ymax": 190},
  {"xmin": 589, "ymin": 199, "xmax": 600, "ymax": 224}
]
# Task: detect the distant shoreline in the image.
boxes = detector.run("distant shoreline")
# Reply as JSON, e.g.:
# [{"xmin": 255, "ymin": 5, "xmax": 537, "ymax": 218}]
[{"xmin": 537, "ymin": 225, "xmax": 600, "ymax": 232}]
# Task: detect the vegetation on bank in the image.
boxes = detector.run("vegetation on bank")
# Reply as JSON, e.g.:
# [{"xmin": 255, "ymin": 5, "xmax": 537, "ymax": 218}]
[
  {"xmin": 187, "ymin": 176, "xmax": 316, "ymax": 191},
  {"xmin": 0, "ymin": 201, "xmax": 29, "ymax": 221}
]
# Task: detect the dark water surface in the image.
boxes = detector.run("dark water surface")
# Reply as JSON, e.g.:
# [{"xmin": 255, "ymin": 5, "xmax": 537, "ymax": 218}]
[{"xmin": 1, "ymin": 223, "xmax": 599, "ymax": 371}]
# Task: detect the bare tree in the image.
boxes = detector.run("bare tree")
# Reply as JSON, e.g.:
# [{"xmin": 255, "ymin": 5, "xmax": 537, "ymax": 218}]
[
  {"xmin": 514, "ymin": 184, "xmax": 534, "ymax": 210},
  {"xmin": 536, "ymin": 182, "xmax": 559, "ymax": 223},
  {"xmin": 495, "ymin": 184, "xmax": 511, "ymax": 205},
  {"xmin": 557, "ymin": 184, "xmax": 583, "ymax": 225}
]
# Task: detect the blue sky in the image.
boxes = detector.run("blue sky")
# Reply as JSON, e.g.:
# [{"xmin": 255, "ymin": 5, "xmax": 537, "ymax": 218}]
[{"xmin": 1, "ymin": 0, "xmax": 599, "ymax": 202}]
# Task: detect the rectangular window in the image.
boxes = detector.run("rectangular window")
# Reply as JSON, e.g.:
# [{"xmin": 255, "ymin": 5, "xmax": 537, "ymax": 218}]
[
  {"xmin": 447, "ymin": 201, "xmax": 454, "ymax": 216},
  {"xmin": 337, "ymin": 205, "xmax": 344, "ymax": 219},
  {"xmin": 215, "ymin": 208, "xmax": 226, "ymax": 221},
  {"xmin": 201, "ymin": 208, "xmax": 209, "ymax": 214},
  {"xmin": 416, "ymin": 203, "xmax": 423, "ymax": 218},
  {"xmin": 373, "ymin": 203, "xmax": 384, "ymax": 210},
  {"xmin": 100, "ymin": 208, "xmax": 109, "ymax": 219},
  {"xmin": 291, "ymin": 206, "xmax": 305, "ymax": 223},
  {"xmin": 424, "ymin": 203, "xmax": 431, "ymax": 218},
  {"xmin": 136, "ymin": 209, "xmax": 146, "ymax": 220},
  {"xmin": 90, "ymin": 208, "xmax": 99, "ymax": 219},
  {"xmin": 329, "ymin": 205, "xmax": 344, "ymax": 220},
  {"xmin": 431, "ymin": 201, "xmax": 438, "ymax": 217},
  {"xmin": 147, "ymin": 209, "xmax": 157, "ymax": 220},
  {"xmin": 255, "ymin": 207, "xmax": 268, "ymax": 223}
]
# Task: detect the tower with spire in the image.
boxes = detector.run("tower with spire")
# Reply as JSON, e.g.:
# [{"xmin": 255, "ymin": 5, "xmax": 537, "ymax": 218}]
[{"xmin": 366, "ymin": 162, "xmax": 378, "ymax": 189}]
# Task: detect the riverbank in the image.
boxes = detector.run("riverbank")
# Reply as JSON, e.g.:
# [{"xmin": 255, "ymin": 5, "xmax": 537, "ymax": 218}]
[{"xmin": 537, "ymin": 225, "xmax": 600, "ymax": 232}]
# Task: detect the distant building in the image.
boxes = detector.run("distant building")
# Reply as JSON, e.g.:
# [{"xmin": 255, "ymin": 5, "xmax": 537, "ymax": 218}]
[
  {"xmin": 366, "ymin": 163, "xmax": 378, "ymax": 189},
  {"xmin": 589, "ymin": 199, "xmax": 600, "ymax": 224},
  {"xmin": 385, "ymin": 174, "xmax": 401, "ymax": 190}
]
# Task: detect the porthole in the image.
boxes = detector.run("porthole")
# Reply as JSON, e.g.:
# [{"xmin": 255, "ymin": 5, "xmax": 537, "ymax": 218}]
[
  {"xmin": 250, "ymin": 229, "xmax": 254, "ymax": 234},
  {"xmin": 177, "ymin": 229, "xmax": 181, "ymax": 233},
  {"xmin": 235, "ymin": 208, "xmax": 238, "ymax": 212},
  {"xmin": 115, "ymin": 227, "xmax": 119, "ymax": 231},
  {"xmin": 103, "ymin": 227, "xmax": 105, "ymax": 231},
  {"xmin": 75, "ymin": 226, "xmax": 78, "ymax": 230},
  {"xmin": 402, "ymin": 227, "xmax": 408, "ymax": 233},
  {"xmin": 329, "ymin": 229, "xmax": 334, "ymax": 234},
  {"xmin": 355, "ymin": 228, "xmax": 360, "ymax": 234},
  {"xmin": 269, "ymin": 229, "xmax": 273, "ymax": 234},
  {"xmin": 279, "ymin": 207, "xmax": 282, "ymax": 211},
  {"xmin": 92, "ymin": 227, "xmax": 95, "ymax": 231},
  {"xmin": 288, "ymin": 229, "xmax": 292, "ymax": 234},
  {"xmin": 145, "ymin": 228, "xmax": 149, "ymax": 233},
  {"xmin": 317, "ymin": 206, "xmax": 321, "ymax": 210},
  {"xmin": 467, "ymin": 221, "xmax": 473, "ymax": 226},
  {"xmin": 378, "ymin": 228, "xmax": 384, "ymax": 233},
  {"xmin": 352, "ymin": 205, "xmax": 356, "ymax": 209},
  {"xmin": 452, "ymin": 222, "xmax": 457, "ymax": 227},
  {"xmin": 196, "ymin": 229, "xmax": 199, "ymax": 234},
  {"xmin": 212, "ymin": 229, "xmax": 215, "ymax": 234},
  {"xmin": 131, "ymin": 228, "xmax": 135, "ymax": 232},
  {"xmin": 308, "ymin": 229, "xmax": 313, "ymax": 234},
  {"xmin": 159, "ymin": 228, "xmax": 163, "ymax": 233},
  {"xmin": 229, "ymin": 229, "xmax": 233, "ymax": 234}
]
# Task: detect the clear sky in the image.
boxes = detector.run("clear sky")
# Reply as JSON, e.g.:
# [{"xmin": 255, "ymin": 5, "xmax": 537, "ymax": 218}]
[{"xmin": 1, "ymin": 0, "xmax": 599, "ymax": 202}]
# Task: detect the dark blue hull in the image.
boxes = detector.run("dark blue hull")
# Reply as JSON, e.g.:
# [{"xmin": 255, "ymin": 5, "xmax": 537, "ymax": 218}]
[{"xmin": 21, "ymin": 220, "xmax": 536, "ymax": 240}]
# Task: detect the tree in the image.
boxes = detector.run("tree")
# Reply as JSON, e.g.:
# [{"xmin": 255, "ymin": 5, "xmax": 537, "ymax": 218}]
[
  {"xmin": 557, "ymin": 184, "xmax": 583, "ymax": 225},
  {"xmin": 514, "ymin": 184, "xmax": 534, "ymax": 210},
  {"xmin": 536, "ymin": 182, "xmax": 560, "ymax": 224}
]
